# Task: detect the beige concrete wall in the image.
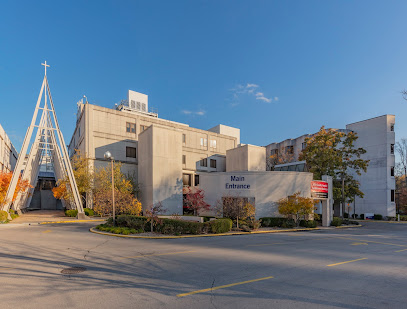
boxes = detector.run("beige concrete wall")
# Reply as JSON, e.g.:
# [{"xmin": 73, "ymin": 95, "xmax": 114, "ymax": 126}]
[
  {"xmin": 138, "ymin": 125, "xmax": 183, "ymax": 214},
  {"xmin": 198, "ymin": 171, "xmax": 313, "ymax": 219},
  {"xmin": 68, "ymin": 103, "xmax": 238, "ymax": 185},
  {"xmin": 226, "ymin": 144, "xmax": 266, "ymax": 172},
  {"xmin": 208, "ymin": 124, "xmax": 240, "ymax": 145},
  {"xmin": 0, "ymin": 123, "xmax": 18, "ymax": 172}
]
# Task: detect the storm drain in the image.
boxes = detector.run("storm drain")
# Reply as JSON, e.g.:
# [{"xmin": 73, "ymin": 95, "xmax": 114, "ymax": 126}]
[{"xmin": 61, "ymin": 267, "xmax": 87, "ymax": 274}]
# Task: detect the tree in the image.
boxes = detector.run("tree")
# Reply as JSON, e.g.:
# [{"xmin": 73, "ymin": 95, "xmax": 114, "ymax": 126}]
[
  {"xmin": 300, "ymin": 126, "xmax": 369, "ymax": 215},
  {"xmin": 402, "ymin": 90, "xmax": 407, "ymax": 101},
  {"xmin": 277, "ymin": 192, "xmax": 316, "ymax": 226},
  {"xmin": 183, "ymin": 187, "xmax": 211, "ymax": 216},
  {"xmin": 0, "ymin": 171, "xmax": 32, "ymax": 209},
  {"xmin": 145, "ymin": 202, "xmax": 166, "ymax": 232},
  {"xmin": 217, "ymin": 195, "xmax": 255, "ymax": 229},
  {"xmin": 92, "ymin": 162, "xmax": 142, "ymax": 217},
  {"xmin": 396, "ymin": 139, "xmax": 407, "ymax": 186},
  {"xmin": 52, "ymin": 150, "xmax": 93, "ymax": 208},
  {"xmin": 267, "ymin": 147, "xmax": 295, "ymax": 171}
]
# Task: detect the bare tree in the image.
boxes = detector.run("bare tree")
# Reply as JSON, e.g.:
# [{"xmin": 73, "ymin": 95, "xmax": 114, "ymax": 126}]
[
  {"xmin": 402, "ymin": 90, "xmax": 407, "ymax": 101},
  {"xmin": 396, "ymin": 139, "xmax": 407, "ymax": 186}
]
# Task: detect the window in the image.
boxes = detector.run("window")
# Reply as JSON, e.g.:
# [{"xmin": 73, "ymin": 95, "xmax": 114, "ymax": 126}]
[
  {"xmin": 210, "ymin": 140, "xmax": 217, "ymax": 148},
  {"xmin": 182, "ymin": 155, "xmax": 186, "ymax": 164},
  {"xmin": 130, "ymin": 100, "xmax": 136, "ymax": 109},
  {"xmin": 182, "ymin": 134, "xmax": 186, "ymax": 144},
  {"xmin": 126, "ymin": 147, "xmax": 137, "ymax": 158},
  {"xmin": 137, "ymin": 101, "xmax": 141, "ymax": 110},
  {"xmin": 391, "ymin": 144, "xmax": 394, "ymax": 154},
  {"xmin": 210, "ymin": 159, "xmax": 217, "ymax": 168},
  {"xmin": 390, "ymin": 124, "xmax": 395, "ymax": 132},
  {"xmin": 183, "ymin": 174, "xmax": 191, "ymax": 186},
  {"xmin": 194, "ymin": 175, "xmax": 200, "ymax": 186},
  {"xmin": 140, "ymin": 125, "xmax": 146, "ymax": 132},
  {"xmin": 126, "ymin": 122, "xmax": 136, "ymax": 133},
  {"xmin": 200, "ymin": 158, "xmax": 208, "ymax": 167},
  {"xmin": 286, "ymin": 146, "xmax": 294, "ymax": 154},
  {"xmin": 302, "ymin": 142, "xmax": 306, "ymax": 150},
  {"xmin": 391, "ymin": 166, "xmax": 395, "ymax": 177},
  {"xmin": 204, "ymin": 138, "xmax": 207, "ymax": 147},
  {"xmin": 391, "ymin": 189, "xmax": 395, "ymax": 202},
  {"xmin": 142, "ymin": 103, "xmax": 146, "ymax": 111}
]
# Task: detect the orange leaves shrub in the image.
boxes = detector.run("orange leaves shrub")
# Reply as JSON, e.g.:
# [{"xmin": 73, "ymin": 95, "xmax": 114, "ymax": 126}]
[{"xmin": 0, "ymin": 171, "xmax": 32, "ymax": 207}]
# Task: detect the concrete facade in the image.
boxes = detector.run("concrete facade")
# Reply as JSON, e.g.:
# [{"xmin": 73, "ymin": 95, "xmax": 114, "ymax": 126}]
[
  {"xmin": 198, "ymin": 171, "xmax": 314, "ymax": 219},
  {"xmin": 0, "ymin": 123, "xmax": 18, "ymax": 173},
  {"xmin": 265, "ymin": 115, "xmax": 396, "ymax": 217},
  {"xmin": 226, "ymin": 144, "xmax": 266, "ymax": 172},
  {"xmin": 138, "ymin": 125, "xmax": 183, "ymax": 214}
]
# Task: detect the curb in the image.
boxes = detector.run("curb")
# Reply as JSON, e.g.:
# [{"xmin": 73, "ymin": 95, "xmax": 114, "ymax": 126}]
[
  {"xmin": 39, "ymin": 219, "xmax": 107, "ymax": 225},
  {"xmin": 335, "ymin": 224, "xmax": 362, "ymax": 229},
  {"xmin": 355, "ymin": 220, "xmax": 407, "ymax": 224},
  {"xmin": 89, "ymin": 226, "xmax": 325, "ymax": 239}
]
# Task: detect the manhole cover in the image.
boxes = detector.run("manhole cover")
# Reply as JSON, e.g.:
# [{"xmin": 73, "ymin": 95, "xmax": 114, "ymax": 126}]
[{"xmin": 61, "ymin": 267, "xmax": 87, "ymax": 274}]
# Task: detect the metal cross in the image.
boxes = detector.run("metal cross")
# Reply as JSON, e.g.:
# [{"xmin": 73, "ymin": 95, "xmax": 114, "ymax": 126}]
[{"xmin": 41, "ymin": 61, "xmax": 50, "ymax": 75}]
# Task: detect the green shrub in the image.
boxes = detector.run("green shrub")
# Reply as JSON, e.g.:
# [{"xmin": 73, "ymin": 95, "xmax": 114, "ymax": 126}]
[
  {"xmin": 210, "ymin": 218, "xmax": 233, "ymax": 233},
  {"xmin": 202, "ymin": 216, "xmax": 215, "ymax": 222},
  {"xmin": 344, "ymin": 212, "xmax": 349, "ymax": 218},
  {"xmin": 299, "ymin": 220, "xmax": 317, "ymax": 228},
  {"xmin": 260, "ymin": 217, "xmax": 289, "ymax": 227},
  {"xmin": 373, "ymin": 214, "xmax": 383, "ymax": 220},
  {"xmin": 314, "ymin": 213, "xmax": 321, "ymax": 221},
  {"xmin": 156, "ymin": 219, "xmax": 204, "ymax": 235},
  {"xmin": 349, "ymin": 220, "xmax": 360, "ymax": 225},
  {"xmin": 331, "ymin": 217, "xmax": 343, "ymax": 227},
  {"xmin": 281, "ymin": 219, "xmax": 296, "ymax": 228},
  {"xmin": 116, "ymin": 215, "xmax": 149, "ymax": 231},
  {"xmin": 360, "ymin": 214, "xmax": 364, "ymax": 219},
  {"xmin": 84, "ymin": 208, "xmax": 94, "ymax": 216},
  {"xmin": 0, "ymin": 210, "xmax": 8, "ymax": 223},
  {"xmin": 65, "ymin": 209, "xmax": 78, "ymax": 217}
]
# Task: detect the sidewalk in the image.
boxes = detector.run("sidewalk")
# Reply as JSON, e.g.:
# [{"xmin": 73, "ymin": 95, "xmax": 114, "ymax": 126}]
[{"xmin": 8, "ymin": 210, "xmax": 105, "ymax": 225}]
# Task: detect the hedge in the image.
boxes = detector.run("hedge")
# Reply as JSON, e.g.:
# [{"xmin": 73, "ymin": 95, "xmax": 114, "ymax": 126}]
[
  {"xmin": 260, "ymin": 217, "xmax": 298, "ymax": 228},
  {"xmin": 84, "ymin": 208, "xmax": 94, "ymax": 216},
  {"xmin": 65, "ymin": 209, "xmax": 78, "ymax": 217},
  {"xmin": 103, "ymin": 215, "xmax": 233, "ymax": 235},
  {"xmin": 331, "ymin": 217, "xmax": 342, "ymax": 226},
  {"xmin": 299, "ymin": 220, "xmax": 317, "ymax": 228}
]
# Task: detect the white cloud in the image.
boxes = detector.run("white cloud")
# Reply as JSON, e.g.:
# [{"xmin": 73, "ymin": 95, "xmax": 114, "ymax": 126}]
[
  {"xmin": 228, "ymin": 83, "xmax": 276, "ymax": 105},
  {"xmin": 181, "ymin": 109, "xmax": 206, "ymax": 116}
]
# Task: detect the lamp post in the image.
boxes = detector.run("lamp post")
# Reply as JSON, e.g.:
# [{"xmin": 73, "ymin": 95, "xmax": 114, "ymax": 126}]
[{"xmin": 104, "ymin": 151, "xmax": 115, "ymax": 225}]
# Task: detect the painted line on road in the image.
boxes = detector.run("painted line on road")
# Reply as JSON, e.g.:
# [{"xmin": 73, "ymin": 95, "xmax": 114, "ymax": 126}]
[
  {"xmin": 327, "ymin": 258, "xmax": 367, "ymax": 267},
  {"xmin": 121, "ymin": 250, "xmax": 197, "ymax": 259},
  {"xmin": 337, "ymin": 237, "xmax": 407, "ymax": 247},
  {"xmin": 351, "ymin": 242, "xmax": 368, "ymax": 246},
  {"xmin": 394, "ymin": 248, "xmax": 407, "ymax": 253},
  {"xmin": 0, "ymin": 267, "xmax": 15, "ymax": 270},
  {"xmin": 42, "ymin": 230, "xmax": 52, "ymax": 233},
  {"xmin": 246, "ymin": 242, "xmax": 285, "ymax": 247},
  {"xmin": 177, "ymin": 276, "xmax": 274, "ymax": 297},
  {"xmin": 39, "ymin": 219, "xmax": 106, "ymax": 225}
]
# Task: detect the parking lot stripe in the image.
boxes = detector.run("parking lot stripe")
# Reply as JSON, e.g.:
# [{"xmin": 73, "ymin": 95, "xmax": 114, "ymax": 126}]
[
  {"xmin": 327, "ymin": 258, "xmax": 367, "ymax": 267},
  {"xmin": 42, "ymin": 230, "xmax": 52, "ymax": 233},
  {"xmin": 177, "ymin": 276, "xmax": 274, "ymax": 297},
  {"xmin": 121, "ymin": 250, "xmax": 196, "ymax": 259},
  {"xmin": 394, "ymin": 248, "xmax": 407, "ymax": 253},
  {"xmin": 246, "ymin": 242, "xmax": 285, "ymax": 247},
  {"xmin": 337, "ymin": 237, "xmax": 407, "ymax": 247}
]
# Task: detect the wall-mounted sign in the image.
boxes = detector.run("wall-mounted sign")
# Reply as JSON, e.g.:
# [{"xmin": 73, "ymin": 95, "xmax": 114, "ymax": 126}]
[
  {"xmin": 225, "ymin": 175, "xmax": 251, "ymax": 189},
  {"xmin": 311, "ymin": 181, "xmax": 328, "ymax": 199}
]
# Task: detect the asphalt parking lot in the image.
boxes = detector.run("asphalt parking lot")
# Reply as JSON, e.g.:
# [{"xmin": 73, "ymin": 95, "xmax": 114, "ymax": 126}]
[{"xmin": 1, "ymin": 221, "xmax": 406, "ymax": 309}]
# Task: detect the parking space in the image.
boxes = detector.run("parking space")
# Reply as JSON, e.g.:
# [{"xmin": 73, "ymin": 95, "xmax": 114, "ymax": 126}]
[{"xmin": 0, "ymin": 222, "xmax": 406, "ymax": 308}]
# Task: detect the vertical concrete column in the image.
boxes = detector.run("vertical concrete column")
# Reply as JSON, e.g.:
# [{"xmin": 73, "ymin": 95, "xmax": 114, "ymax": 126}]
[{"xmin": 321, "ymin": 175, "xmax": 333, "ymax": 227}]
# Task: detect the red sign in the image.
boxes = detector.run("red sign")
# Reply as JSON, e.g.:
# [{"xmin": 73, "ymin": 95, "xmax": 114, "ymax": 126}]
[{"xmin": 311, "ymin": 181, "xmax": 328, "ymax": 198}]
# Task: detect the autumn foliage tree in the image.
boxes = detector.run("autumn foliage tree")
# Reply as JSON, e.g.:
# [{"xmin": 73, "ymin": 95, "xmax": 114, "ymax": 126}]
[
  {"xmin": 217, "ymin": 195, "xmax": 255, "ymax": 229},
  {"xmin": 0, "ymin": 171, "xmax": 32, "ymax": 209},
  {"xmin": 277, "ymin": 192, "xmax": 317, "ymax": 226},
  {"xmin": 183, "ymin": 187, "xmax": 211, "ymax": 216},
  {"xmin": 92, "ymin": 161, "xmax": 142, "ymax": 217}
]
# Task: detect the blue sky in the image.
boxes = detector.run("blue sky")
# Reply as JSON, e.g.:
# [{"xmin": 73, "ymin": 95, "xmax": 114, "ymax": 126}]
[{"xmin": 1, "ymin": 0, "xmax": 407, "ymax": 151}]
